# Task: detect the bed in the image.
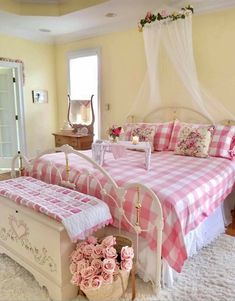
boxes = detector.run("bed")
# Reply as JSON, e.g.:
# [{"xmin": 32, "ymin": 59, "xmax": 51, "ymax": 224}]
[{"xmin": 13, "ymin": 107, "xmax": 235, "ymax": 289}]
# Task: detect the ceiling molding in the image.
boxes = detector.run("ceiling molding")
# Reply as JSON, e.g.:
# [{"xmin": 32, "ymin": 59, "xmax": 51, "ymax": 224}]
[
  {"xmin": 1, "ymin": 0, "xmax": 235, "ymax": 45},
  {"xmin": 193, "ymin": 0, "xmax": 235, "ymax": 14}
]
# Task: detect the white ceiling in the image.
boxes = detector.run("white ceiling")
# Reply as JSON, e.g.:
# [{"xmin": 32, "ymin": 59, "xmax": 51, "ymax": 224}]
[{"xmin": 1, "ymin": 0, "xmax": 235, "ymax": 44}]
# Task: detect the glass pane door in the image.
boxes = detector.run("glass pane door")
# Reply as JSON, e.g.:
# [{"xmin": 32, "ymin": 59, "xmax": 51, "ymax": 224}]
[{"xmin": 0, "ymin": 68, "xmax": 18, "ymax": 169}]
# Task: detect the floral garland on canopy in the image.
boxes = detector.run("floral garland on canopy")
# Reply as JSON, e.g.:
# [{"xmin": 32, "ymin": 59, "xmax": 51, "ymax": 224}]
[{"xmin": 138, "ymin": 5, "xmax": 194, "ymax": 31}]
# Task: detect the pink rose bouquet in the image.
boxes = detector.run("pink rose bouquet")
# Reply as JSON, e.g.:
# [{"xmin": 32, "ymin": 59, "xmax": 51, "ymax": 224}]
[
  {"xmin": 107, "ymin": 125, "xmax": 123, "ymax": 139},
  {"xmin": 70, "ymin": 235, "xmax": 134, "ymax": 291}
]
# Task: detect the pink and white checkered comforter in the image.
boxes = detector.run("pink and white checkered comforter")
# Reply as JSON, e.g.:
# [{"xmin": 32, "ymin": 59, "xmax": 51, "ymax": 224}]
[
  {"xmin": 28, "ymin": 150, "xmax": 235, "ymax": 272},
  {"xmin": 0, "ymin": 177, "xmax": 112, "ymax": 242}
]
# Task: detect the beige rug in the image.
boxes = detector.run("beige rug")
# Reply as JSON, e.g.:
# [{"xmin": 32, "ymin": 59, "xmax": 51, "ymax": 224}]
[{"xmin": 0, "ymin": 234, "xmax": 234, "ymax": 301}]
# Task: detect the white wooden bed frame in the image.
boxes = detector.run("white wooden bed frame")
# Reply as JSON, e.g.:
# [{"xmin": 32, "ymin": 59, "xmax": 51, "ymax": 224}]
[{"xmin": 0, "ymin": 144, "xmax": 163, "ymax": 301}]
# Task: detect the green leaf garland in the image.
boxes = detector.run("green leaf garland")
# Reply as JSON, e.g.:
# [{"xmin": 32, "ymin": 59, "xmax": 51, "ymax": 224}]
[{"xmin": 138, "ymin": 5, "xmax": 194, "ymax": 31}]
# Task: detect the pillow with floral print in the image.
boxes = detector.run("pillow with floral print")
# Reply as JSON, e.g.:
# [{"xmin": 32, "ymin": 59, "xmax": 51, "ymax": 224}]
[
  {"xmin": 131, "ymin": 126, "xmax": 155, "ymax": 152},
  {"xmin": 175, "ymin": 126, "xmax": 212, "ymax": 158}
]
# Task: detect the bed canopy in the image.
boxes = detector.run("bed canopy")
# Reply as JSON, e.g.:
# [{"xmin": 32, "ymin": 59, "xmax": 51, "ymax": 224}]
[{"xmin": 129, "ymin": 5, "xmax": 234, "ymax": 123}]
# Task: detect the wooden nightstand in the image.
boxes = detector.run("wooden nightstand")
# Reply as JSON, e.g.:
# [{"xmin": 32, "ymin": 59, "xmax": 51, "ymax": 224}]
[{"xmin": 52, "ymin": 132, "xmax": 93, "ymax": 150}]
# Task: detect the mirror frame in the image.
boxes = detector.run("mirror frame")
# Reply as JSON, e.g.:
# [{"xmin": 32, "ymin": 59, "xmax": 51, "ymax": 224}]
[{"xmin": 67, "ymin": 94, "xmax": 95, "ymax": 135}]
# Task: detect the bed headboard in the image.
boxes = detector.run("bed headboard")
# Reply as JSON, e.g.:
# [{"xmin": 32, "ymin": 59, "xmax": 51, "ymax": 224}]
[
  {"xmin": 127, "ymin": 106, "xmax": 235, "ymax": 125},
  {"xmin": 143, "ymin": 106, "xmax": 213, "ymax": 124}
]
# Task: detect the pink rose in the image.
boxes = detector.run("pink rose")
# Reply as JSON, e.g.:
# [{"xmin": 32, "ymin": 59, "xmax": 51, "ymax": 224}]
[
  {"xmin": 102, "ymin": 258, "xmax": 116, "ymax": 274},
  {"xmin": 101, "ymin": 272, "xmax": 113, "ymax": 284},
  {"xmin": 77, "ymin": 259, "xmax": 89, "ymax": 273},
  {"xmin": 81, "ymin": 266, "xmax": 96, "ymax": 279},
  {"xmin": 76, "ymin": 241, "xmax": 88, "ymax": 251},
  {"xmin": 71, "ymin": 272, "xmax": 82, "ymax": 286},
  {"xmin": 104, "ymin": 246, "xmax": 117, "ymax": 259},
  {"xmin": 121, "ymin": 259, "xmax": 133, "ymax": 271},
  {"xmin": 161, "ymin": 10, "xmax": 168, "ymax": 17},
  {"xmin": 121, "ymin": 246, "xmax": 134, "ymax": 261},
  {"xmin": 80, "ymin": 278, "xmax": 90, "ymax": 291},
  {"xmin": 71, "ymin": 250, "xmax": 83, "ymax": 263},
  {"xmin": 92, "ymin": 244, "xmax": 104, "ymax": 259},
  {"xmin": 83, "ymin": 244, "xmax": 94, "ymax": 259},
  {"xmin": 90, "ymin": 275, "xmax": 103, "ymax": 289},
  {"xmin": 69, "ymin": 262, "xmax": 77, "ymax": 274},
  {"xmin": 91, "ymin": 259, "xmax": 102, "ymax": 273},
  {"xmin": 87, "ymin": 236, "xmax": 98, "ymax": 245},
  {"xmin": 101, "ymin": 236, "xmax": 116, "ymax": 248}
]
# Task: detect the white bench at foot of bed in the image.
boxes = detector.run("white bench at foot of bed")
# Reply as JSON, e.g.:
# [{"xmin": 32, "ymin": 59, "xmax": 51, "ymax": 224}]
[{"xmin": 0, "ymin": 195, "xmax": 78, "ymax": 301}]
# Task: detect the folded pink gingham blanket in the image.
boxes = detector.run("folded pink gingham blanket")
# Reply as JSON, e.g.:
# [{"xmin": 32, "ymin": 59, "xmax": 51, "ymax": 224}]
[{"xmin": 0, "ymin": 176, "xmax": 112, "ymax": 242}]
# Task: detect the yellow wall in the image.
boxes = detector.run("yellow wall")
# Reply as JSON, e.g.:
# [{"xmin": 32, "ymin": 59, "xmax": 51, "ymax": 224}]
[
  {"xmin": 55, "ymin": 30, "xmax": 146, "ymax": 138},
  {"xmin": 0, "ymin": 35, "xmax": 57, "ymax": 157},
  {"xmin": 55, "ymin": 8, "xmax": 235, "ymax": 138},
  {"xmin": 1, "ymin": 7, "xmax": 235, "ymax": 157}
]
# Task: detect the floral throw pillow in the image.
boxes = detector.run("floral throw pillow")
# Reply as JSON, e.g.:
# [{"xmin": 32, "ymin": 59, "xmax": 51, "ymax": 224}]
[
  {"xmin": 131, "ymin": 126, "xmax": 155, "ymax": 151},
  {"xmin": 175, "ymin": 126, "xmax": 212, "ymax": 158}
]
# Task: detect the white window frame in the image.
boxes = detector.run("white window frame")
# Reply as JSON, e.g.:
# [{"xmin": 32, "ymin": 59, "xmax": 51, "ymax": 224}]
[{"xmin": 67, "ymin": 48, "xmax": 101, "ymax": 139}]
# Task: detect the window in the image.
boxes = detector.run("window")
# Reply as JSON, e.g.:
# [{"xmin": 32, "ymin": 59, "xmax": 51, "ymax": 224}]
[{"xmin": 68, "ymin": 49, "xmax": 100, "ymax": 139}]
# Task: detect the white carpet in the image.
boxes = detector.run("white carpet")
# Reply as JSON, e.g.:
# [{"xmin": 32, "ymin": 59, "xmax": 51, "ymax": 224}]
[{"xmin": 0, "ymin": 234, "xmax": 234, "ymax": 301}]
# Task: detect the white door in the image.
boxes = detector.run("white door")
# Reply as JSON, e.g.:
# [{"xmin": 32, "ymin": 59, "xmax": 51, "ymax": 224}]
[{"xmin": 0, "ymin": 68, "xmax": 19, "ymax": 169}]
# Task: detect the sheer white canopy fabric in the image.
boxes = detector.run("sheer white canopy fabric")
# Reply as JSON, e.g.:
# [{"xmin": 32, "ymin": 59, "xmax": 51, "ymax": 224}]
[{"xmin": 128, "ymin": 11, "xmax": 234, "ymax": 123}]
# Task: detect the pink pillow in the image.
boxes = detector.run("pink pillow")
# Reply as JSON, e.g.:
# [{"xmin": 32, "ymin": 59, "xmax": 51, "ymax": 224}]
[
  {"xmin": 208, "ymin": 125, "xmax": 235, "ymax": 159},
  {"xmin": 122, "ymin": 123, "xmax": 133, "ymax": 141},
  {"xmin": 131, "ymin": 126, "xmax": 156, "ymax": 152},
  {"xmin": 122, "ymin": 121, "xmax": 173, "ymax": 151},
  {"xmin": 153, "ymin": 122, "xmax": 174, "ymax": 151},
  {"xmin": 175, "ymin": 126, "xmax": 212, "ymax": 158},
  {"xmin": 168, "ymin": 120, "xmax": 213, "ymax": 151}
]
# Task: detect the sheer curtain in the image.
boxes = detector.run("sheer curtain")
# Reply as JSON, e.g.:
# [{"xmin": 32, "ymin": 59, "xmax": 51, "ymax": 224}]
[{"xmin": 128, "ymin": 10, "xmax": 234, "ymax": 123}]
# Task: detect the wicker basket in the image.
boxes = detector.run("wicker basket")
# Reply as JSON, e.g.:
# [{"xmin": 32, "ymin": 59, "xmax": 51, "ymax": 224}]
[
  {"xmin": 82, "ymin": 269, "xmax": 130, "ymax": 301},
  {"xmin": 82, "ymin": 235, "xmax": 133, "ymax": 301}
]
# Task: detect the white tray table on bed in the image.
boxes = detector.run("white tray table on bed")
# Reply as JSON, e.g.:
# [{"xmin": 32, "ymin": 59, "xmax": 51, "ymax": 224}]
[{"xmin": 92, "ymin": 140, "xmax": 151, "ymax": 170}]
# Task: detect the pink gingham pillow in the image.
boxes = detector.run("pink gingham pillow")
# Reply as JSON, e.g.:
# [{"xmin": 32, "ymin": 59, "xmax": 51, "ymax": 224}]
[
  {"xmin": 121, "ymin": 123, "xmax": 134, "ymax": 141},
  {"xmin": 168, "ymin": 120, "xmax": 213, "ymax": 151},
  {"xmin": 208, "ymin": 125, "xmax": 235, "ymax": 159},
  {"xmin": 153, "ymin": 121, "xmax": 174, "ymax": 151}
]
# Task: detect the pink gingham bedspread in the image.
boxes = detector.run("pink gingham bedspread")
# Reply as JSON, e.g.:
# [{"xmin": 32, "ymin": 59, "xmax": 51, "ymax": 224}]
[
  {"xmin": 28, "ymin": 150, "xmax": 235, "ymax": 272},
  {"xmin": 0, "ymin": 176, "xmax": 112, "ymax": 242}
]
